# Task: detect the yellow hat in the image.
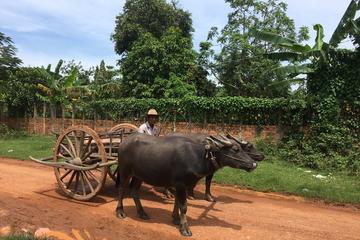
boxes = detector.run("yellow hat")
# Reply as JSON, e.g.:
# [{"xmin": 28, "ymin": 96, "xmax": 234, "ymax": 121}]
[{"xmin": 147, "ymin": 108, "xmax": 158, "ymax": 116}]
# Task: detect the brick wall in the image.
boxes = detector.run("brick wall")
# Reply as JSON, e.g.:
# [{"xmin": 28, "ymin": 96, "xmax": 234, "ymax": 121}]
[{"xmin": 1, "ymin": 117, "xmax": 282, "ymax": 142}]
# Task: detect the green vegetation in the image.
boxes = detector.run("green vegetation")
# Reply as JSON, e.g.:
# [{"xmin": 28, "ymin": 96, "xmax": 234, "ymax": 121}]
[
  {"xmin": 0, "ymin": 135, "xmax": 54, "ymax": 160},
  {"xmin": 89, "ymin": 96, "xmax": 306, "ymax": 125},
  {"xmin": 214, "ymin": 160, "xmax": 360, "ymax": 204},
  {"xmin": 0, "ymin": 234, "xmax": 48, "ymax": 240}
]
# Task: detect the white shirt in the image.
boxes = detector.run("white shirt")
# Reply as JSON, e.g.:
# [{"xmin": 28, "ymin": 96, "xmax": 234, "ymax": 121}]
[{"xmin": 138, "ymin": 122, "xmax": 159, "ymax": 136}]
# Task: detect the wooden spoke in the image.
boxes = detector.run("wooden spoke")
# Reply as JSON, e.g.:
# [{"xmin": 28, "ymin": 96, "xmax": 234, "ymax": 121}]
[
  {"xmin": 82, "ymin": 136, "xmax": 93, "ymax": 158},
  {"xmin": 81, "ymin": 147, "xmax": 97, "ymax": 162},
  {"xmin": 80, "ymin": 172, "xmax": 86, "ymax": 196},
  {"xmin": 60, "ymin": 169, "xmax": 73, "ymax": 181},
  {"xmin": 78, "ymin": 131, "xmax": 85, "ymax": 159},
  {"xmin": 82, "ymin": 172, "xmax": 95, "ymax": 193},
  {"xmin": 66, "ymin": 170, "xmax": 77, "ymax": 189},
  {"xmin": 74, "ymin": 171, "xmax": 79, "ymax": 192},
  {"xmin": 86, "ymin": 170, "xmax": 100, "ymax": 185},
  {"xmin": 60, "ymin": 143, "xmax": 75, "ymax": 159},
  {"xmin": 65, "ymin": 134, "xmax": 77, "ymax": 158}
]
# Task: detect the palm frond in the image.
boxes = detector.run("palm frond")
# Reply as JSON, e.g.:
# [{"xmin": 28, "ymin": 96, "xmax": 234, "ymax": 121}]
[{"xmin": 329, "ymin": 0, "xmax": 358, "ymax": 47}]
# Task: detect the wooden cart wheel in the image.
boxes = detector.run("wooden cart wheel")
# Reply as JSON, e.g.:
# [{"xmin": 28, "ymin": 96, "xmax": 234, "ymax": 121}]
[
  {"xmin": 108, "ymin": 123, "xmax": 138, "ymax": 182},
  {"xmin": 53, "ymin": 125, "xmax": 107, "ymax": 201}
]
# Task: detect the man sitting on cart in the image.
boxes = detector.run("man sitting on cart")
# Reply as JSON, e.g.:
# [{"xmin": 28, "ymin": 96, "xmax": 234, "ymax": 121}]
[{"xmin": 138, "ymin": 108, "xmax": 160, "ymax": 136}]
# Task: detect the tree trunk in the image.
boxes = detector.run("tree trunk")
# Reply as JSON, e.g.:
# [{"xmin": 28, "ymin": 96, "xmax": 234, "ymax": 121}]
[
  {"xmin": 188, "ymin": 112, "xmax": 192, "ymax": 133},
  {"xmin": 173, "ymin": 110, "xmax": 177, "ymax": 132},
  {"xmin": 203, "ymin": 111, "xmax": 207, "ymax": 131},
  {"xmin": 93, "ymin": 109, "xmax": 97, "ymax": 130},
  {"xmin": 61, "ymin": 105, "xmax": 65, "ymax": 130},
  {"xmin": 0, "ymin": 102, "xmax": 3, "ymax": 122},
  {"xmin": 33, "ymin": 104, "xmax": 38, "ymax": 134},
  {"xmin": 43, "ymin": 102, "xmax": 47, "ymax": 135},
  {"xmin": 50, "ymin": 103, "xmax": 56, "ymax": 133},
  {"xmin": 71, "ymin": 103, "xmax": 76, "ymax": 126}
]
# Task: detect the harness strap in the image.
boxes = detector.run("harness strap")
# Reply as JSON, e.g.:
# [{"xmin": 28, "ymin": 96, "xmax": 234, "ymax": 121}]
[{"xmin": 205, "ymin": 150, "xmax": 220, "ymax": 169}]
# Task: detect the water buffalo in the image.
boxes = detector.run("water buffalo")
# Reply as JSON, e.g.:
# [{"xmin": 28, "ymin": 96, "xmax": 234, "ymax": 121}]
[
  {"xmin": 167, "ymin": 132, "xmax": 265, "ymax": 202},
  {"xmin": 116, "ymin": 133, "xmax": 257, "ymax": 236}
]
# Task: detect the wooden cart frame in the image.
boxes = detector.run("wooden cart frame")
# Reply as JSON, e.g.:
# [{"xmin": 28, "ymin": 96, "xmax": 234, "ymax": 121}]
[{"xmin": 30, "ymin": 123, "xmax": 138, "ymax": 201}]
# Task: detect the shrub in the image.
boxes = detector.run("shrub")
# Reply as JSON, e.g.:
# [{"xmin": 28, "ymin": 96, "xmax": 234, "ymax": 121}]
[{"xmin": 0, "ymin": 124, "xmax": 28, "ymax": 138}]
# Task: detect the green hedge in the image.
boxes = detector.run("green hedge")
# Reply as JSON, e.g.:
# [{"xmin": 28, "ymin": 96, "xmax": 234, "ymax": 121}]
[{"xmin": 86, "ymin": 96, "xmax": 307, "ymax": 126}]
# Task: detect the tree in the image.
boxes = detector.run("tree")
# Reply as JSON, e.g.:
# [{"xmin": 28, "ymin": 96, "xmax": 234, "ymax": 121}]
[
  {"xmin": 37, "ymin": 60, "xmax": 87, "ymax": 130},
  {"xmin": 0, "ymin": 32, "xmax": 22, "ymax": 82},
  {"xmin": 60, "ymin": 60, "xmax": 93, "ymax": 85},
  {"xmin": 112, "ymin": 0, "xmax": 200, "ymax": 98},
  {"xmin": 119, "ymin": 27, "xmax": 197, "ymax": 98},
  {"xmin": 202, "ymin": 0, "xmax": 309, "ymax": 97},
  {"xmin": 253, "ymin": 0, "xmax": 360, "ymax": 168},
  {"xmin": 111, "ymin": 0, "xmax": 193, "ymax": 55},
  {"xmin": 90, "ymin": 60, "xmax": 123, "ymax": 100},
  {"xmin": 6, "ymin": 67, "xmax": 47, "ymax": 113},
  {"xmin": 0, "ymin": 32, "xmax": 22, "ymax": 112}
]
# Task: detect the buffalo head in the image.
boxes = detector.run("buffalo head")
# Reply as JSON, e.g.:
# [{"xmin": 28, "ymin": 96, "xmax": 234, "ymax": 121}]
[
  {"xmin": 227, "ymin": 134, "xmax": 265, "ymax": 161},
  {"xmin": 206, "ymin": 135, "xmax": 257, "ymax": 172}
]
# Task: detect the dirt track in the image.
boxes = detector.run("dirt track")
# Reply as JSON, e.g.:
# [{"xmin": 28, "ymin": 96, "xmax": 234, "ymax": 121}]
[{"xmin": 0, "ymin": 158, "xmax": 360, "ymax": 240}]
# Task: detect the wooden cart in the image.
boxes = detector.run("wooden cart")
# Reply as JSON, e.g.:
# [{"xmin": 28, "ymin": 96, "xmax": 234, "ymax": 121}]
[{"xmin": 30, "ymin": 123, "xmax": 138, "ymax": 201}]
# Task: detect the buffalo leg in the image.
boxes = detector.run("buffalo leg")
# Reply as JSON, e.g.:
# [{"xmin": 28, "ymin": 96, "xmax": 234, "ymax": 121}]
[
  {"xmin": 186, "ymin": 183, "xmax": 196, "ymax": 200},
  {"xmin": 116, "ymin": 175, "xmax": 130, "ymax": 219},
  {"xmin": 176, "ymin": 186, "xmax": 192, "ymax": 237},
  {"xmin": 205, "ymin": 174, "xmax": 216, "ymax": 202},
  {"xmin": 172, "ymin": 197, "xmax": 180, "ymax": 225},
  {"xmin": 130, "ymin": 177, "xmax": 150, "ymax": 220}
]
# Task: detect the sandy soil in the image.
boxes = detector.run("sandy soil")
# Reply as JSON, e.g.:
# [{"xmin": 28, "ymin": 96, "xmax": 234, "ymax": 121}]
[{"xmin": 0, "ymin": 158, "xmax": 360, "ymax": 240}]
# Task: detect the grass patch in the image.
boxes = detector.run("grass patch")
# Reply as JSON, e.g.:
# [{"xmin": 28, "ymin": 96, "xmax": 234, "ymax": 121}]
[
  {"xmin": 0, "ymin": 234, "xmax": 48, "ymax": 240},
  {"xmin": 0, "ymin": 135, "xmax": 54, "ymax": 160},
  {"xmin": 0, "ymin": 135, "xmax": 360, "ymax": 204},
  {"xmin": 214, "ymin": 159, "xmax": 360, "ymax": 204}
]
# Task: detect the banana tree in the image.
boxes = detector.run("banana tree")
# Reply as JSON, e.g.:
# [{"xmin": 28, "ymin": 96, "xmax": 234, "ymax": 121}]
[
  {"xmin": 253, "ymin": 0, "xmax": 360, "ymax": 85},
  {"xmin": 65, "ymin": 80, "xmax": 91, "ymax": 125},
  {"xmin": 37, "ymin": 59, "xmax": 85, "ymax": 131}
]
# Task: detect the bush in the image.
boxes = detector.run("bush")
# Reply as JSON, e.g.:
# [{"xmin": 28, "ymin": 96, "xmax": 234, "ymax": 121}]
[
  {"xmin": 277, "ymin": 134, "xmax": 360, "ymax": 176},
  {"xmin": 0, "ymin": 124, "xmax": 28, "ymax": 138}
]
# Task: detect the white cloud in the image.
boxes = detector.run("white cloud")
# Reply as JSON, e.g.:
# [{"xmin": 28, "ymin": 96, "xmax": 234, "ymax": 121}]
[{"xmin": 1, "ymin": 0, "xmax": 125, "ymax": 38}]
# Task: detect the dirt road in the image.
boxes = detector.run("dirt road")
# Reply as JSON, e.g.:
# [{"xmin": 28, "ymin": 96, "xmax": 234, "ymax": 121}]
[{"xmin": 0, "ymin": 158, "xmax": 359, "ymax": 240}]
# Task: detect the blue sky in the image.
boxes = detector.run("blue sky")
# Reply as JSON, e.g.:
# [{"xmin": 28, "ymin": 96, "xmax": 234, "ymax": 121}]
[{"xmin": 0, "ymin": 0, "xmax": 354, "ymax": 69}]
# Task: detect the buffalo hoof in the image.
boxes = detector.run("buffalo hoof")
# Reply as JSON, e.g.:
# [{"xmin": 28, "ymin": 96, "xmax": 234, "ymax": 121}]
[
  {"xmin": 205, "ymin": 194, "xmax": 216, "ymax": 202},
  {"xmin": 116, "ymin": 211, "xmax": 127, "ymax": 219},
  {"xmin": 116, "ymin": 209, "xmax": 126, "ymax": 219},
  {"xmin": 180, "ymin": 224, "xmax": 192, "ymax": 237},
  {"xmin": 138, "ymin": 211, "xmax": 150, "ymax": 220}
]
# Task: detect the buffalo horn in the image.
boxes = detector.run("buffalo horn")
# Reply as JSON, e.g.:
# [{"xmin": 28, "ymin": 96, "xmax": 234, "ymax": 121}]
[
  {"xmin": 206, "ymin": 137, "xmax": 222, "ymax": 149},
  {"xmin": 227, "ymin": 133, "xmax": 248, "ymax": 145},
  {"xmin": 210, "ymin": 135, "xmax": 233, "ymax": 147}
]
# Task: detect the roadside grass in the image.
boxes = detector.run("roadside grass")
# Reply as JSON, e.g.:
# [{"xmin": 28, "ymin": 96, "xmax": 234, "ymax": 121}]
[
  {"xmin": 0, "ymin": 135, "xmax": 359, "ymax": 204},
  {"xmin": 0, "ymin": 135, "xmax": 54, "ymax": 160},
  {"xmin": 214, "ymin": 159, "xmax": 360, "ymax": 204},
  {"xmin": 0, "ymin": 234, "xmax": 48, "ymax": 240}
]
